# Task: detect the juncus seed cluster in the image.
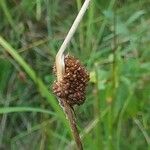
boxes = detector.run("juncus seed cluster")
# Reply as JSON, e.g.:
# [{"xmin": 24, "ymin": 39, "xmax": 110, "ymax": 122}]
[{"xmin": 53, "ymin": 55, "xmax": 89, "ymax": 106}]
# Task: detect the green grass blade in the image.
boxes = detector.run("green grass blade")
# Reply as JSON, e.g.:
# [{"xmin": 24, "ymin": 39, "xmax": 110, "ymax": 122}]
[
  {"xmin": 0, "ymin": 36, "xmax": 70, "ymax": 132},
  {"xmin": 0, "ymin": 107, "xmax": 55, "ymax": 115},
  {"xmin": 95, "ymin": 0, "xmax": 116, "ymax": 48},
  {"xmin": 0, "ymin": 0, "xmax": 16, "ymax": 31},
  {"xmin": 36, "ymin": 0, "xmax": 42, "ymax": 20}
]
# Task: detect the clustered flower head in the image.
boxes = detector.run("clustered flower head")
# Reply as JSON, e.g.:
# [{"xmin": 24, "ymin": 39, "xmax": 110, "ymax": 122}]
[{"xmin": 52, "ymin": 54, "xmax": 89, "ymax": 106}]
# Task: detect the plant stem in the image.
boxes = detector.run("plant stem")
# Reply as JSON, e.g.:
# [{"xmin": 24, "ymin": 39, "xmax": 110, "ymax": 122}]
[
  {"xmin": 62, "ymin": 99, "xmax": 83, "ymax": 150},
  {"xmin": 108, "ymin": 9, "xmax": 117, "ymax": 150},
  {"xmin": 55, "ymin": 0, "xmax": 91, "ymax": 149},
  {"xmin": 56, "ymin": 0, "xmax": 91, "ymax": 82},
  {"xmin": 94, "ymin": 64, "xmax": 103, "ymax": 149}
]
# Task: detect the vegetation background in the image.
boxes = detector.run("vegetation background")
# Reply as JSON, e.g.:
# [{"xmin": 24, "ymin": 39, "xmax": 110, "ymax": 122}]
[{"xmin": 0, "ymin": 0, "xmax": 150, "ymax": 149}]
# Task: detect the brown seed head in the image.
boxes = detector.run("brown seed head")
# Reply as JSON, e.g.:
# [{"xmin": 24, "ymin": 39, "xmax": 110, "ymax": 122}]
[{"xmin": 52, "ymin": 55, "xmax": 89, "ymax": 106}]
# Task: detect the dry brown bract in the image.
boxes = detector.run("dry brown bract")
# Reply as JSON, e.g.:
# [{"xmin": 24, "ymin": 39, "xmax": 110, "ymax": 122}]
[{"xmin": 53, "ymin": 55, "xmax": 89, "ymax": 106}]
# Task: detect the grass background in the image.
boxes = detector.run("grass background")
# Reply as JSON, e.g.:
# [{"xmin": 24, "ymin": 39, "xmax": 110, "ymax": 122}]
[{"xmin": 0, "ymin": 0, "xmax": 150, "ymax": 149}]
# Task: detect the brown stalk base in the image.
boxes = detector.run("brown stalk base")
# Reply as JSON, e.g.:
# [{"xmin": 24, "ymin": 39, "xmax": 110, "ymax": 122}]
[
  {"xmin": 62, "ymin": 99, "xmax": 83, "ymax": 150},
  {"xmin": 53, "ymin": 55, "xmax": 89, "ymax": 149}
]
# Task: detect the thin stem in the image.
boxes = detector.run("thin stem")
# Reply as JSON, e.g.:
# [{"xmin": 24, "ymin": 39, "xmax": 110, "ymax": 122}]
[
  {"xmin": 133, "ymin": 118, "xmax": 150, "ymax": 146},
  {"xmin": 67, "ymin": 108, "xmax": 109, "ymax": 149},
  {"xmin": 56, "ymin": 0, "xmax": 91, "ymax": 81},
  {"xmin": 55, "ymin": 0, "xmax": 91, "ymax": 149},
  {"xmin": 62, "ymin": 99, "xmax": 83, "ymax": 150},
  {"xmin": 117, "ymin": 90, "xmax": 133, "ymax": 150}
]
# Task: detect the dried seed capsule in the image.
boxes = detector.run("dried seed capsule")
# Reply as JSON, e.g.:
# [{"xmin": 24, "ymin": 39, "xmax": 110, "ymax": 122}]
[{"xmin": 52, "ymin": 55, "xmax": 89, "ymax": 106}]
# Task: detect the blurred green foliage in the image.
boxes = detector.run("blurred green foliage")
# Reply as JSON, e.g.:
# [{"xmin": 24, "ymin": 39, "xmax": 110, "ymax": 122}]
[{"xmin": 0, "ymin": 0, "xmax": 150, "ymax": 149}]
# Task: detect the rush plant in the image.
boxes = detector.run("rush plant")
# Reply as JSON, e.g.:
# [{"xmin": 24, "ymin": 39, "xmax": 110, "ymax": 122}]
[{"xmin": 52, "ymin": 0, "xmax": 90, "ymax": 149}]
